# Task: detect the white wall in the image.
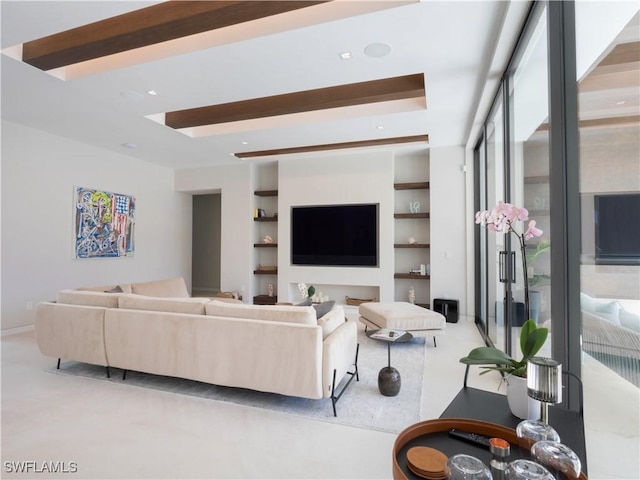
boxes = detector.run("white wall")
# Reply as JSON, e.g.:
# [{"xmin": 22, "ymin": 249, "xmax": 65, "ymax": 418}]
[
  {"xmin": 430, "ymin": 146, "xmax": 468, "ymax": 314},
  {"xmin": 1, "ymin": 121, "xmax": 192, "ymax": 330},
  {"xmin": 174, "ymin": 163, "xmax": 253, "ymax": 299},
  {"xmin": 277, "ymin": 151, "xmax": 395, "ymax": 303}
]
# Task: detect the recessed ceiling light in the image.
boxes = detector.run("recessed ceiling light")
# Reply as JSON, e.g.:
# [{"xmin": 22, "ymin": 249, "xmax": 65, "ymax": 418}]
[
  {"xmin": 377, "ymin": 125, "xmax": 385, "ymax": 130},
  {"xmin": 339, "ymin": 51, "xmax": 352, "ymax": 60},
  {"xmin": 242, "ymin": 141, "xmax": 249, "ymax": 145},
  {"xmin": 146, "ymin": 89, "xmax": 158, "ymax": 96},
  {"xmin": 616, "ymin": 100, "xmax": 626, "ymax": 105},
  {"xmin": 364, "ymin": 42, "xmax": 392, "ymax": 58},
  {"xmin": 122, "ymin": 142, "xmax": 138, "ymax": 149}
]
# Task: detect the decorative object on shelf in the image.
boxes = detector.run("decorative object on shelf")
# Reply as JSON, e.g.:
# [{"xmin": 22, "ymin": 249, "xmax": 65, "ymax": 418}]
[
  {"xmin": 297, "ymin": 282, "xmax": 315, "ymax": 299},
  {"xmin": 426, "ymin": 264, "xmax": 431, "ymax": 276},
  {"xmin": 345, "ymin": 296, "xmax": 376, "ymax": 306},
  {"xmin": 257, "ymin": 208, "xmax": 266, "ymax": 218},
  {"xmin": 420, "ymin": 264, "xmax": 426, "ymax": 276},
  {"xmin": 526, "ymin": 357, "xmax": 562, "ymax": 424},
  {"xmin": 256, "ymin": 265, "xmax": 277, "ymax": 272},
  {"xmin": 475, "ymin": 201, "xmax": 544, "ymax": 321},
  {"xmin": 408, "ymin": 286, "xmax": 415, "ymax": 304},
  {"xmin": 267, "ymin": 283, "xmax": 274, "ymax": 297},
  {"xmin": 409, "ymin": 201, "xmax": 421, "ymax": 214},
  {"xmin": 459, "ymin": 319, "xmax": 548, "ymax": 419},
  {"xmin": 262, "ymin": 235, "xmax": 273, "ymax": 244},
  {"xmin": 408, "ymin": 237, "xmax": 417, "ymax": 244}
]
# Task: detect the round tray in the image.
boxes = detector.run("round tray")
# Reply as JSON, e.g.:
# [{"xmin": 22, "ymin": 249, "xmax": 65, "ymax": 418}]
[{"xmin": 392, "ymin": 418, "xmax": 587, "ymax": 480}]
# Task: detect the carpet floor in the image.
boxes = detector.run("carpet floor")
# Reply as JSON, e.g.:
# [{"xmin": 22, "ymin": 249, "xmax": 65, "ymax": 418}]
[{"xmin": 49, "ymin": 329, "xmax": 426, "ymax": 433}]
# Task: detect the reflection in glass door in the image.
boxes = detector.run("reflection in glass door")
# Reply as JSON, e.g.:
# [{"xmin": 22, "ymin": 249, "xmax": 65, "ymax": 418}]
[{"xmin": 485, "ymin": 99, "xmax": 506, "ymax": 351}]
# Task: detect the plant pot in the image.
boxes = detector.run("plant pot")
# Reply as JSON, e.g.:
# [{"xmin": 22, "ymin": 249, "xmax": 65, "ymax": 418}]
[{"xmin": 505, "ymin": 374, "xmax": 541, "ymax": 420}]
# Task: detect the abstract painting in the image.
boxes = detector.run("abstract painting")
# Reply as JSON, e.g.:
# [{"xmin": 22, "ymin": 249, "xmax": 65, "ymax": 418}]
[{"xmin": 74, "ymin": 186, "xmax": 136, "ymax": 259}]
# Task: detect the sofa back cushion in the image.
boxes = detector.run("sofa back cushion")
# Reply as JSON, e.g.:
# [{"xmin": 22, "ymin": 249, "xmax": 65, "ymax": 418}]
[
  {"xmin": 77, "ymin": 283, "xmax": 133, "ymax": 294},
  {"xmin": 205, "ymin": 300, "xmax": 316, "ymax": 326},
  {"xmin": 131, "ymin": 277, "xmax": 189, "ymax": 298},
  {"xmin": 119, "ymin": 294, "xmax": 210, "ymax": 315},
  {"xmin": 57, "ymin": 289, "xmax": 121, "ymax": 308}
]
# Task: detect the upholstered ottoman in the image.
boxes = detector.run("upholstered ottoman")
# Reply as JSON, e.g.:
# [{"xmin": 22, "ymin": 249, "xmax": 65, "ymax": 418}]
[{"xmin": 359, "ymin": 302, "xmax": 446, "ymax": 346}]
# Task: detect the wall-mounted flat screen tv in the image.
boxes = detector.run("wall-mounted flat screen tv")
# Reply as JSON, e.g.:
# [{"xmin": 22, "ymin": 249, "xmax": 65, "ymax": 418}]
[
  {"xmin": 291, "ymin": 203, "xmax": 378, "ymax": 267},
  {"xmin": 595, "ymin": 193, "xmax": 640, "ymax": 265}
]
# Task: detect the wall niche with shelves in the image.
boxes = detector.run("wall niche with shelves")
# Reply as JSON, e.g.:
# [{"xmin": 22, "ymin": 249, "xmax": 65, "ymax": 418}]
[
  {"xmin": 252, "ymin": 163, "xmax": 278, "ymax": 301},
  {"xmin": 394, "ymin": 151, "xmax": 430, "ymax": 306}
]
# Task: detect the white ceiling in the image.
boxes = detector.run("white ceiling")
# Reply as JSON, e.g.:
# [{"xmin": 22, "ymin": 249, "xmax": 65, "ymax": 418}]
[{"xmin": 1, "ymin": 1, "xmax": 525, "ymax": 169}]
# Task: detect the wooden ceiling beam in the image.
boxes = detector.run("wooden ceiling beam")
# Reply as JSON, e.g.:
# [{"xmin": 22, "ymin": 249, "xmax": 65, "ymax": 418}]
[
  {"xmin": 234, "ymin": 134, "xmax": 429, "ymax": 158},
  {"xmin": 165, "ymin": 74, "xmax": 426, "ymax": 129},
  {"xmin": 22, "ymin": 0, "xmax": 328, "ymax": 71}
]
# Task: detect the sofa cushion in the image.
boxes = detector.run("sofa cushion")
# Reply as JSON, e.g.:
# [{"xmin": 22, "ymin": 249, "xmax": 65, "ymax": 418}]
[
  {"xmin": 118, "ymin": 294, "xmax": 210, "ymax": 315},
  {"xmin": 77, "ymin": 283, "xmax": 132, "ymax": 294},
  {"xmin": 313, "ymin": 300, "xmax": 335, "ymax": 319},
  {"xmin": 205, "ymin": 300, "xmax": 316, "ymax": 326},
  {"xmin": 131, "ymin": 277, "xmax": 189, "ymax": 298},
  {"xmin": 619, "ymin": 308, "xmax": 640, "ymax": 333},
  {"xmin": 57, "ymin": 289, "xmax": 120, "ymax": 308},
  {"xmin": 595, "ymin": 300, "xmax": 622, "ymax": 324},
  {"xmin": 317, "ymin": 306, "xmax": 345, "ymax": 339}
]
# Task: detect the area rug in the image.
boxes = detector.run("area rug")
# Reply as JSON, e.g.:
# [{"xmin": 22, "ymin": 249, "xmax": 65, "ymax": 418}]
[{"xmin": 48, "ymin": 329, "xmax": 425, "ymax": 433}]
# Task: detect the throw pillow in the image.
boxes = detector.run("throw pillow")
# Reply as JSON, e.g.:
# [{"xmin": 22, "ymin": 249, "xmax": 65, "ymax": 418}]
[
  {"xmin": 580, "ymin": 292, "xmax": 596, "ymax": 313},
  {"xmin": 317, "ymin": 310, "xmax": 345, "ymax": 339},
  {"xmin": 105, "ymin": 285, "xmax": 123, "ymax": 293},
  {"xmin": 595, "ymin": 300, "xmax": 621, "ymax": 324},
  {"xmin": 313, "ymin": 300, "xmax": 335, "ymax": 319}
]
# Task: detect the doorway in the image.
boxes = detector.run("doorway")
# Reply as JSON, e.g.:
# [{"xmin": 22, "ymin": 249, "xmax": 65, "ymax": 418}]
[{"xmin": 192, "ymin": 193, "xmax": 221, "ymax": 297}]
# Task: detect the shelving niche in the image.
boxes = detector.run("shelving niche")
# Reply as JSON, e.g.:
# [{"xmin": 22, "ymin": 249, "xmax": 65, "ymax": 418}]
[
  {"xmin": 252, "ymin": 165, "xmax": 279, "ymax": 302},
  {"xmin": 394, "ymin": 153, "xmax": 430, "ymax": 306}
]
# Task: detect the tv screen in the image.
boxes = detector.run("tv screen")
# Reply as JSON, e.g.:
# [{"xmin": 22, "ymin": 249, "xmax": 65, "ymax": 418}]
[
  {"xmin": 595, "ymin": 193, "xmax": 640, "ymax": 265},
  {"xmin": 291, "ymin": 204, "xmax": 378, "ymax": 267}
]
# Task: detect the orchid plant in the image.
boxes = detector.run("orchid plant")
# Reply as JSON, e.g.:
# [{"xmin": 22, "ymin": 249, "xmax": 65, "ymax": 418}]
[
  {"xmin": 460, "ymin": 201, "xmax": 548, "ymax": 378},
  {"xmin": 297, "ymin": 282, "xmax": 316, "ymax": 299},
  {"xmin": 475, "ymin": 201, "xmax": 543, "ymax": 320}
]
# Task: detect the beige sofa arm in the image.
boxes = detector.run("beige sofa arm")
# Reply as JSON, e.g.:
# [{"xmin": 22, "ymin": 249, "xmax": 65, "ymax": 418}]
[
  {"xmin": 35, "ymin": 302, "xmax": 109, "ymax": 367},
  {"xmin": 321, "ymin": 318, "xmax": 358, "ymax": 398}
]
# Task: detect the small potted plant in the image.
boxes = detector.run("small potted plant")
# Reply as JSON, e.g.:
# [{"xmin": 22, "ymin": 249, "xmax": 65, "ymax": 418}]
[{"xmin": 459, "ymin": 319, "xmax": 548, "ymax": 419}]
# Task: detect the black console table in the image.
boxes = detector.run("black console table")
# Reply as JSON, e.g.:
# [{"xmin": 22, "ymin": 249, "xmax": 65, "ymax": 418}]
[{"xmin": 440, "ymin": 386, "xmax": 587, "ymax": 474}]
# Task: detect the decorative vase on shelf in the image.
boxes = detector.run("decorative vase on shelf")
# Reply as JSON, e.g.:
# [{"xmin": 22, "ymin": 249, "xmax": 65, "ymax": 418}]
[
  {"xmin": 408, "ymin": 286, "xmax": 416, "ymax": 304},
  {"xmin": 505, "ymin": 374, "xmax": 541, "ymax": 421}
]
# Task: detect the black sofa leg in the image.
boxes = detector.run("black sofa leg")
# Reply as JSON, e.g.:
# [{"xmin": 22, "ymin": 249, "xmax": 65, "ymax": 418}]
[
  {"xmin": 433, "ymin": 336, "xmax": 437, "ymax": 347},
  {"xmin": 106, "ymin": 366, "xmax": 110, "ymax": 378},
  {"xmin": 330, "ymin": 343, "xmax": 360, "ymax": 417},
  {"xmin": 122, "ymin": 370, "xmax": 127, "ymax": 381},
  {"xmin": 57, "ymin": 358, "xmax": 61, "ymax": 370}
]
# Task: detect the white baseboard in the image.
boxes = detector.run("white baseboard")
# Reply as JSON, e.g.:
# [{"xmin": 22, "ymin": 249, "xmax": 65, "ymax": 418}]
[{"xmin": 2, "ymin": 324, "xmax": 35, "ymax": 337}]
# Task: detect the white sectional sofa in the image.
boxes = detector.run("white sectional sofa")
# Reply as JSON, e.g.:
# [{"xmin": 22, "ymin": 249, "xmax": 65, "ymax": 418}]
[{"xmin": 35, "ymin": 278, "xmax": 359, "ymax": 415}]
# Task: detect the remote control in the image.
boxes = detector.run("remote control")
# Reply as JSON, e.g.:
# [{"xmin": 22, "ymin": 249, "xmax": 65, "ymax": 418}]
[{"xmin": 448, "ymin": 428, "xmax": 492, "ymax": 449}]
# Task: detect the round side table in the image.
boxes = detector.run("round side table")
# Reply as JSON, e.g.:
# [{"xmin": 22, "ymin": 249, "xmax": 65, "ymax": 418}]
[{"xmin": 366, "ymin": 329, "xmax": 413, "ymax": 396}]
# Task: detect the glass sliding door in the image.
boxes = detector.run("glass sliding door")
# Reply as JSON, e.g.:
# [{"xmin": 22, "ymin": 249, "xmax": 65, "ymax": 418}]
[
  {"xmin": 485, "ymin": 96, "xmax": 507, "ymax": 351},
  {"xmin": 506, "ymin": 3, "xmax": 551, "ymax": 359}
]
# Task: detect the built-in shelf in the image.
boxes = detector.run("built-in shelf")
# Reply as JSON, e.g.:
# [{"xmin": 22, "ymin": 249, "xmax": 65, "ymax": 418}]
[
  {"xmin": 254, "ymin": 190, "xmax": 278, "ymax": 197},
  {"xmin": 523, "ymin": 176, "xmax": 549, "ymax": 184},
  {"xmin": 254, "ymin": 243, "xmax": 278, "ymax": 248},
  {"xmin": 394, "ymin": 213, "xmax": 430, "ymax": 219},
  {"xmin": 254, "ymin": 216, "xmax": 278, "ymax": 222},
  {"xmin": 394, "ymin": 243, "xmax": 430, "ymax": 248},
  {"xmin": 254, "ymin": 268, "xmax": 278, "ymax": 275},
  {"xmin": 394, "ymin": 181, "xmax": 430, "ymax": 190},
  {"xmin": 394, "ymin": 273, "xmax": 430, "ymax": 280}
]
